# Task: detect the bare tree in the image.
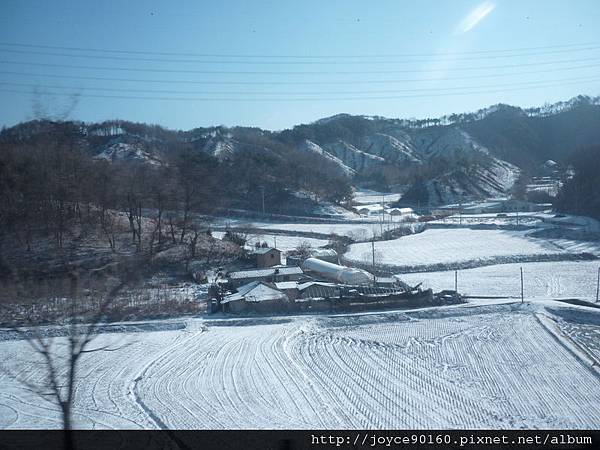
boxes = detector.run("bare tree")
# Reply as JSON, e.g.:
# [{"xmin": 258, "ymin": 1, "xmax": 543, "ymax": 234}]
[
  {"xmin": 293, "ymin": 241, "xmax": 313, "ymax": 260},
  {"xmin": 1, "ymin": 262, "xmax": 143, "ymax": 449},
  {"xmin": 100, "ymin": 210, "xmax": 121, "ymax": 252}
]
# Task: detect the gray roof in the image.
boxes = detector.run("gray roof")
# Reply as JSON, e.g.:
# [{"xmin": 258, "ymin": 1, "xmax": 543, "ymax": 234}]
[
  {"xmin": 297, "ymin": 281, "xmax": 339, "ymax": 291},
  {"xmin": 274, "ymin": 281, "xmax": 300, "ymax": 290},
  {"xmin": 228, "ymin": 266, "xmax": 303, "ymax": 280},
  {"xmin": 250, "ymin": 247, "xmax": 281, "ymax": 255},
  {"xmin": 222, "ymin": 281, "xmax": 288, "ymax": 304}
]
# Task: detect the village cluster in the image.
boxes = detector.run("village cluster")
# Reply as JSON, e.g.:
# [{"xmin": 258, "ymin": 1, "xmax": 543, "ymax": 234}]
[
  {"xmin": 206, "ymin": 193, "xmax": 575, "ymax": 315},
  {"xmin": 210, "ymin": 241, "xmax": 460, "ymax": 314}
]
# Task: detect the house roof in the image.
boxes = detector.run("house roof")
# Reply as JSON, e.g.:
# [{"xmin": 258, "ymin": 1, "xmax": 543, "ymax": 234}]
[
  {"xmin": 274, "ymin": 281, "xmax": 299, "ymax": 290},
  {"xmin": 228, "ymin": 266, "xmax": 303, "ymax": 280},
  {"xmin": 222, "ymin": 281, "xmax": 288, "ymax": 304},
  {"xmin": 250, "ymin": 247, "xmax": 281, "ymax": 255},
  {"xmin": 388, "ymin": 207, "xmax": 413, "ymax": 214},
  {"xmin": 297, "ymin": 281, "xmax": 339, "ymax": 291},
  {"xmin": 375, "ymin": 277, "xmax": 398, "ymax": 284}
]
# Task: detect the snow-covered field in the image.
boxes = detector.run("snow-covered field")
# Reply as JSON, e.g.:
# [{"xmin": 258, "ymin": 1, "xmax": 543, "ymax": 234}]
[
  {"xmin": 345, "ymin": 228, "xmax": 599, "ymax": 270},
  {"xmin": 353, "ymin": 189, "xmax": 402, "ymax": 205},
  {"xmin": 400, "ymin": 261, "xmax": 600, "ymax": 300},
  {"xmin": 246, "ymin": 222, "xmax": 397, "ymax": 239},
  {"xmin": 2, "ymin": 301, "xmax": 600, "ymax": 429},
  {"xmin": 213, "ymin": 232, "xmax": 328, "ymax": 254}
]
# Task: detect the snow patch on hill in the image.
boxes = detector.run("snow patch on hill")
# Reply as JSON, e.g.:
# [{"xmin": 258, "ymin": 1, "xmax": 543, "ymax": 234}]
[
  {"xmin": 200, "ymin": 133, "xmax": 236, "ymax": 160},
  {"xmin": 322, "ymin": 140, "xmax": 386, "ymax": 172},
  {"xmin": 299, "ymin": 140, "xmax": 356, "ymax": 176},
  {"xmin": 94, "ymin": 139, "xmax": 163, "ymax": 166},
  {"xmin": 360, "ymin": 133, "xmax": 420, "ymax": 163}
]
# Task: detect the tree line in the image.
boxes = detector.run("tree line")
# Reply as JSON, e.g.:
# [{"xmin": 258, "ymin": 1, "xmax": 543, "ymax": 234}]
[
  {"xmin": 555, "ymin": 145, "xmax": 600, "ymax": 220},
  {"xmin": 0, "ymin": 120, "xmax": 353, "ymax": 272}
]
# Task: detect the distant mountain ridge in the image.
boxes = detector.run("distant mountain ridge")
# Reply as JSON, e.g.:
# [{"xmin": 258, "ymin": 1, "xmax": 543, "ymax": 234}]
[{"xmin": 2, "ymin": 94, "xmax": 599, "ymax": 206}]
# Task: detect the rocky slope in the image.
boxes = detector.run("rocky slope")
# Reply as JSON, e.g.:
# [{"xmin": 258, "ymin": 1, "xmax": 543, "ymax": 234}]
[{"xmin": 2, "ymin": 95, "xmax": 598, "ymax": 207}]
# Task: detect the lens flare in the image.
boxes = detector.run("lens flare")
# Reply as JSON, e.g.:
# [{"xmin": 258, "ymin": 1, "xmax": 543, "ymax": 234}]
[{"xmin": 456, "ymin": 1, "xmax": 496, "ymax": 34}]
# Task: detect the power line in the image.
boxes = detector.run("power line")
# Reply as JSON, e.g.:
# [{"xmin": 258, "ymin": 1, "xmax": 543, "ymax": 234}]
[
  {"xmin": 1, "ymin": 77, "xmax": 598, "ymax": 102},
  {"xmin": 0, "ymin": 40, "xmax": 597, "ymax": 59},
  {"xmin": 2, "ymin": 46, "xmax": 600, "ymax": 65},
  {"xmin": 1, "ymin": 74, "xmax": 598, "ymax": 96},
  {"xmin": 2, "ymin": 56, "xmax": 600, "ymax": 75},
  {"xmin": 2, "ymin": 62, "xmax": 599, "ymax": 86}
]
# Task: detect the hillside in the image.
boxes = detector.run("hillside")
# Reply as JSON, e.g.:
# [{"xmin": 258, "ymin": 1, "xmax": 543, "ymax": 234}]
[
  {"xmin": 1, "ymin": 95, "xmax": 599, "ymax": 209},
  {"xmin": 279, "ymin": 95, "xmax": 600, "ymax": 205}
]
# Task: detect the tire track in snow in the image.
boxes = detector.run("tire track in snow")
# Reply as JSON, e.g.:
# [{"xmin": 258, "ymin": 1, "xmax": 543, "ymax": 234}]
[{"xmin": 129, "ymin": 330, "xmax": 202, "ymax": 429}]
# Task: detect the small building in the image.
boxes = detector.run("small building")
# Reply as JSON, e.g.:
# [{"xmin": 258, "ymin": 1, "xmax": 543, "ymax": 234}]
[
  {"xmin": 249, "ymin": 247, "xmax": 282, "ymax": 268},
  {"xmin": 375, "ymin": 277, "xmax": 400, "ymax": 288},
  {"xmin": 227, "ymin": 266, "xmax": 304, "ymax": 288},
  {"xmin": 286, "ymin": 255, "xmax": 303, "ymax": 267},
  {"xmin": 356, "ymin": 204, "xmax": 384, "ymax": 216},
  {"xmin": 297, "ymin": 281, "xmax": 341, "ymax": 299},
  {"xmin": 388, "ymin": 207, "xmax": 414, "ymax": 216},
  {"xmin": 221, "ymin": 281, "xmax": 290, "ymax": 313}
]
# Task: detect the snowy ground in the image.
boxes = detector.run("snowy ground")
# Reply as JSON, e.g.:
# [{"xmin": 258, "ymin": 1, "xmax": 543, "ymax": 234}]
[
  {"xmin": 2, "ymin": 301, "xmax": 600, "ymax": 429},
  {"xmin": 213, "ymin": 232, "xmax": 328, "ymax": 254},
  {"xmin": 431, "ymin": 212, "xmax": 600, "ymax": 230},
  {"xmin": 353, "ymin": 189, "xmax": 402, "ymax": 205},
  {"xmin": 241, "ymin": 222, "xmax": 401, "ymax": 240},
  {"xmin": 345, "ymin": 228, "xmax": 600, "ymax": 270},
  {"xmin": 430, "ymin": 214, "xmax": 544, "ymax": 227},
  {"xmin": 400, "ymin": 261, "xmax": 600, "ymax": 300}
]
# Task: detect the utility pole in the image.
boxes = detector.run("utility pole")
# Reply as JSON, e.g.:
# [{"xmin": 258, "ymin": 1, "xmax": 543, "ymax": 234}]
[
  {"xmin": 380, "ymin": 194, "xmax": 385, "ymax": 237},
  {"xmin": 454, "ymin": 270, "xmax": 458, "ymax": 292},
  {"xmin": 516, "ymin": 210, "xmax": 520, "ymax": 226},
  {"xmin": 371, "ymin": 239, "xmax": 377, "ymax": 286},
  {"xmin": 596, "ymin": 266, "xmax": 600, "ymax": 303},
  {"xmin": 371, "ymin": 239, "xmax": 375, "ymax": 272},
  {"xmin": 261, "ymin": 186, "xmax": 265, "ymax": 215},
  {"xmin": 274, "ymin": 235, "xmax": 277, "ymax": 249},
  {"xmin": 520, "ymin": 267, "xmax": 524, "ymax": 303}
]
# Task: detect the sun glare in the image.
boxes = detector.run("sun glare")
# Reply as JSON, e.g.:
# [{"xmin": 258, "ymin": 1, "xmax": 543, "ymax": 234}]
[{"xmin": 456, "ymin": 1, "xmax": 496, "ymax": 34}]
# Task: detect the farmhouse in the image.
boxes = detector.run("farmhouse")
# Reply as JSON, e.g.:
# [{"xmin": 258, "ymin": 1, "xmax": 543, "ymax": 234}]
[
  {"xmin": 357, "ymin": 205, "xmax": 384, "ymax": 215},
  {"xmin": 227, "ymin": 266, "xmax": 304, "ymax": 288},
  {"xmin": 221, "ymin": 281, "xmax": 290, "ymax": 313},
  {"xmin": 297, "ymin": 281, "xmax": 341, "ymax": 299},
  {"xmin": 249, "ymin": 247, "xmax": 281, "ymax": 268},
  {"xmin": 388, "ymin": 207, "xmax": 414, "ymax": 216}
]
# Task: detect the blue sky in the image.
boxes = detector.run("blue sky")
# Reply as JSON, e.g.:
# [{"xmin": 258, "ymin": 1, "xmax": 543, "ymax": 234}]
[{"xmin": 1, "ymin": 0, "xmax": 599, "ymax": 130}]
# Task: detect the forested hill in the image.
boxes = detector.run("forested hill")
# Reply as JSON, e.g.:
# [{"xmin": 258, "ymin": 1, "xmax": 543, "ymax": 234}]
[{"xmin": 1, "ymin": 94, "xmax": 599, "ymax": 211}]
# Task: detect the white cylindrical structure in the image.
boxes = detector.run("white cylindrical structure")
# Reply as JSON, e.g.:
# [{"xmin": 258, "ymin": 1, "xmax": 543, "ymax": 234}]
[{"xmin": 302, "ymin": 258, "xmax": 373, "ymax": 285}]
